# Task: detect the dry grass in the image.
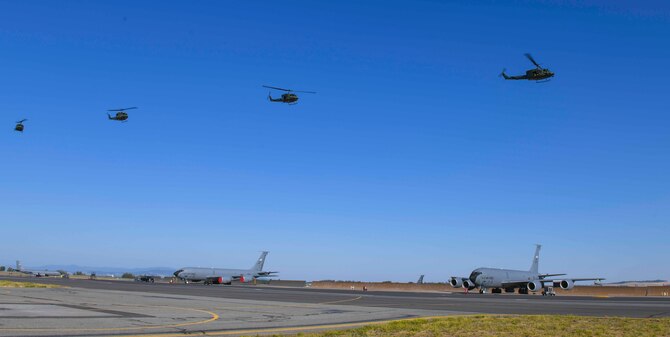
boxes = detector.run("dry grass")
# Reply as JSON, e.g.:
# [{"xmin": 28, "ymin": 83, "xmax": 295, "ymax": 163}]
[
  {"xmin": 272, "ymin": 315, "xmax": 670, "ymax": 337},
  {"xmin": 0, "ymin": 280, "xmax": 62, "ymax": 288}
]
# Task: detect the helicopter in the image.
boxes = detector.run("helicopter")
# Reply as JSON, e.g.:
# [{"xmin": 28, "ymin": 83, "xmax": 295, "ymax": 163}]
[
  {"xmin": 107, "ymin": 107, "xmax": 137, "ymax": 121},
  {"xmin": 501, "ymin": 54, "xmax": 554, "ymax": 82},
  {"xmin": 14, "ymin": 119, "xmax": 27, "ymax": 132},
  {"xmin": 263, "ymin": 85, "xmax": 316, "ymax": 104}
]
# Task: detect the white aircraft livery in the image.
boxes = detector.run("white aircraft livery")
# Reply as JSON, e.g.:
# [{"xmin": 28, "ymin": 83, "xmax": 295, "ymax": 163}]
[
  {"xmin": 449, "ymin": 245, "xmax": 603, "ymax": 295},
  {"xmin": 173, "ymin": 251, "xmax": 277, "ymax": 285}
]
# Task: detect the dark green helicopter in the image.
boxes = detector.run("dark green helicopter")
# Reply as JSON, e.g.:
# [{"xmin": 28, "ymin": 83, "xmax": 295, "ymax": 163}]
[
  {"xmin": 107, "ymin": 107, "xmax": 137, "ymax": 121},
  {"xmin": 263, "ymin": 86, "xmax": 316, "ymax": 105},
  {"xmin": 14, "ymin": 119, "xmax": 27, "ymax": 132},
  {"xmin": 501, "ymin": 54, "xmax": 554, "ymax": 82}
]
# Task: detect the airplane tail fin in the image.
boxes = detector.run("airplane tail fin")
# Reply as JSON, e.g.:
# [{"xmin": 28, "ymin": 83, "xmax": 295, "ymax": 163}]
[
  {"xmin": 251, "ymin": 251, "xmax": 268, "ymax": 271},
  {"xmin": 529, "ymin": 244, "xmax": 541, "ymax": 274},
  {"xmin": 16, "ymin": 260, "xmax": 22, "ymax": 271},
  {"xmin": 417, "ymin": 275, "xmax": 424, "ymax": 284}
]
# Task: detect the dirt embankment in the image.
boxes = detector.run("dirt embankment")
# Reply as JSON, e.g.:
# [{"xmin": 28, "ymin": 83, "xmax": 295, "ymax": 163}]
[{"xmin": 310, "ymin": 281, "xmax": 670, "ymax": 297}]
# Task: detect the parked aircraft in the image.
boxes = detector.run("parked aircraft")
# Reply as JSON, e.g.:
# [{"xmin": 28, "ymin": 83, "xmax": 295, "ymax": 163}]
[
  {"xmin": 449, "ymin": 245, "xmax": 603, "ymax": 295},
  {"xmin": 173, "ymin": 252, "xmax": 277, "ymax": 285},
  {"xmin": 14, "ymin": 260, "xmax": 63, "ymax": 277}
]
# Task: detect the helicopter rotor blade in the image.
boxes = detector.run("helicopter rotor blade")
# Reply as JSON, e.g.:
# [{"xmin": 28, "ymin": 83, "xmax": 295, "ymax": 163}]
[
  {"xmin": 524, "ymin": 53, "xmax": 542, "ymax": 69},
  {"xmin": 107, "ymin": 107, "xmax": 137, "ymax": 112},
  {"xmin": 262, "ymin": 85, "xmax": 291, "ymax": 92},
  {"xmin": 16, "ymin": 119, "xmax": 27, "ymax": 123},
  {"xmin": 293, "ymin": 90, "xmax": 316, "ymax": 94}
]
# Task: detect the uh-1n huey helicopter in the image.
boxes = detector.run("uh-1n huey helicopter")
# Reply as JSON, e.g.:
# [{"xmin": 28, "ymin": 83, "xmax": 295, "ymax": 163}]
[
  {"xmin": 263, "ymin": 85, "xmax": 316, "ymax": 105},
  {"xmin": 501, "ymin": 53, "xmax": 554, "ymax": 82},
  {"xmin": 107, "ymin": 107, "xmax": 137, "ymax": 121},
  {"xmin": 14, "ymin": 119, "xmax": 27, "ymax": 132}
]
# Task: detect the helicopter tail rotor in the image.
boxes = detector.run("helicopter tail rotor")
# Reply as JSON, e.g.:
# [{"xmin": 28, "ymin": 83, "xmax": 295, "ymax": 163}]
[
  {"xmin": 500, "ymin": 68, "xmax": 510, "ymax": 79},
  {"xmin": 107, "ymin": 113, "xmax": 113, "ymax": 120}
]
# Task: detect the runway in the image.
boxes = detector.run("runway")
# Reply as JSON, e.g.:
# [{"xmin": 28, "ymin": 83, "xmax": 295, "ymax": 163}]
[{"xmin": 1, "ymin": 276, "xmax": 669, "ymax": 336}]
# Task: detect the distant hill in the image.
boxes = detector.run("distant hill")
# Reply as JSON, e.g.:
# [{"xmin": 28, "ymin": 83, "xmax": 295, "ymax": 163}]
[
  {"xmin": 608, "ymin": 280, "xmax": 667, "ymax": 285},
  {"xmin": 28, "ymin": 265, "xmax": 177, "ymax": 277}
]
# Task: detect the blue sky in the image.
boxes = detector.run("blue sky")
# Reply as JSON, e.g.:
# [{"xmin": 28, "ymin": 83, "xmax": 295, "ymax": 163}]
[{"xmin": 0, "ymin": 1, "xmax": 668, "ymax": 282}]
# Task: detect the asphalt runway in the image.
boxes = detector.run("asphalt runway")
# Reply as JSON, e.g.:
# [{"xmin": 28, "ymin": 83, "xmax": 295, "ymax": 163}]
[{"xmin": 1, "ymin": 276, "xmax": 669, "ymax": 336}]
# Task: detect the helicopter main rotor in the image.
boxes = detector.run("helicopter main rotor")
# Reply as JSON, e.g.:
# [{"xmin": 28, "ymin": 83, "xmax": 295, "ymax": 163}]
[
  {"xmin": 108, "ymin": 107, "xmax": 138, "ymax": 112},
  {"xmin": 262, "ymin": 85, "xmax": 316, "ymax": 94},
  {"xmin": 525, "ymin": 53, "xmax": 542, "ymax": 69}
]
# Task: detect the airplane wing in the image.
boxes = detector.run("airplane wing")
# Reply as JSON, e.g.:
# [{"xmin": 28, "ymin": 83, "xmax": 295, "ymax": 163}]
[
  {"xmin": 565, "ymin": 278, "xmax": 605, "ymax": 282},
  {"xmin": 539, "ymin": 273, "xmax": 566, "ymax": 278},
  {"xmin": 532, "ymin": 278, "xmax": 605, "ymax": 283},
  {"xmin": 501, "ymin": 280, "xmax": 532, "ymax": 288},
  {"xmin": 256, "ymin": 271, "xmax": 279, "ymax": 277},
  {"xmin": 503, "ymin": 278, "xmax": 605, "ymax": 288}
]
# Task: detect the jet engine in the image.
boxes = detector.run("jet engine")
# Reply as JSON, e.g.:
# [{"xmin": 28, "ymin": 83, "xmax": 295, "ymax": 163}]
[
  {"xmin": 449, "ymin": 277, "xmax": 463, "ymax": 288},
  {"xmin": 239, "ymin": 274, "xmax": 253, "ymax": 283},
  {"xmin": 527, "ymin": 280, "xmax": 543, "ymax": 292},
  {"xmin": 559, "ymin": 279, "xmax": 574, "ymax": 290},
  {"xmin": 207, "ymin": 276, "xmax": 232, "ymax": 285},
  {"xmin": 462, "ymin": 279, "xmax": 476, "ymax": 290}
]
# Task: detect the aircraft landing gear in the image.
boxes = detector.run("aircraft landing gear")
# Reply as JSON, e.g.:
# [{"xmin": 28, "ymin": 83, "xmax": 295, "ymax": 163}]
[
  {"xmin": 542, "ymin": 287, "xmax": 556, "ymax": 296},
  {"xmin": 518, "ymin": 287, "xmax": 529, "ymax": 295},
  {"xmin": 492, "ymin": 288, "xmax": 502, "ymax": 294}
]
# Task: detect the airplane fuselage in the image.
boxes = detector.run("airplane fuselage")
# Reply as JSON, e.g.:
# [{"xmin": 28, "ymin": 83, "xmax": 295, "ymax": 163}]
[
  {"xmin": 469, "ymin": 267, "xmax": 537, "ymax": 288},
  {"xmin": 22, "ymin": 270, "xmax": 62, "ymax": 277},
  {"xmin": 174, "ymin": 251, "xmax": 276, "ymax": 285},
  {"xmin": 174, "ymin": 267, "xmax": 255, "ymax": 284}
]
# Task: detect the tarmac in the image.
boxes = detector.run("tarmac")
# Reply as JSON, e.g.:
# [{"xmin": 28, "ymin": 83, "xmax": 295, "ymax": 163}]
[{"xmin": 1, "ymin": 276, "xmax": 669, "ymax": 337}]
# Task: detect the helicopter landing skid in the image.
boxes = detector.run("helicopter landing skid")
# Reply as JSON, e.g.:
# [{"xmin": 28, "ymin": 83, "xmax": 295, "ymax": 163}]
[{"xmin": 535, "ymin": 79, "xmax": 551, "ymax": 83}]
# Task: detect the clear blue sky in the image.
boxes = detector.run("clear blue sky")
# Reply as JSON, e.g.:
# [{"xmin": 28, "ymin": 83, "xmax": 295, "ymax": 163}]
[{"xmin": 1, "ymin": 1, "xmax": 668, "ymax": 282}]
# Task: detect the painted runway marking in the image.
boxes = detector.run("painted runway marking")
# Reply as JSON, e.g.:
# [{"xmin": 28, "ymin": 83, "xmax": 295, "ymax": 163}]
[
  {"xmin": 0, "ymin": 305, "xmax": 219, "ymax": 332},
  {"xmin": 132, "ymin": 315, "xmax": 454, "ymax": 337}
]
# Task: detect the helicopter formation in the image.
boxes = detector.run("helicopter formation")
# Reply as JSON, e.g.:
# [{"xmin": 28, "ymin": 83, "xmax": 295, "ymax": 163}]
[{"xmin": 12, "ymin": 54, "xmax": 553, "ymax": 132}]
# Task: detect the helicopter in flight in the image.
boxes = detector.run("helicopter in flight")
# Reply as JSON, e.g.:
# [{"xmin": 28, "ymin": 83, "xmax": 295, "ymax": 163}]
[
  {"xmin": 263, "ymin": 85, "xmax": 316, "ymax": 104},
  {"xmin": 14, "ymin": 119, "xmax": 27, "ymax": 132},
  {"xmin": 501, "ymin": 54, "xmax": 554, "ymax": 82},
  {"xmin": 107, "ymin": 107, "xmax": 137, "ymax": 121}
]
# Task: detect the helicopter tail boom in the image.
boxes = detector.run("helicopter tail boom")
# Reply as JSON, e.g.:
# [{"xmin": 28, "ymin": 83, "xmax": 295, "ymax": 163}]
[
  {"xmin": 268, "ymin": 93, "xmax": 282, "ymax": 102},
  {"xmin": 500, "ymin": 69, "xmax": 510, "ymax": 79}
]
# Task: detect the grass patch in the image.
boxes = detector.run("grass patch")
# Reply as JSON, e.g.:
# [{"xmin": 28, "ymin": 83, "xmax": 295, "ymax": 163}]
[
  {"xmin": 0, "ymin": 280, "xmax": 62, "ymax": 288},
  {"xmin": 271, "ymin": 315, "xmax": 670, "ymax": 337}
]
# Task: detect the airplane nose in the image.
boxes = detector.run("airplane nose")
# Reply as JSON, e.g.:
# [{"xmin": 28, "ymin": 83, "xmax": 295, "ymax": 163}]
[{"xmin": 173, "ymin": 269, "xmax": 184, "ymax": 278}]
